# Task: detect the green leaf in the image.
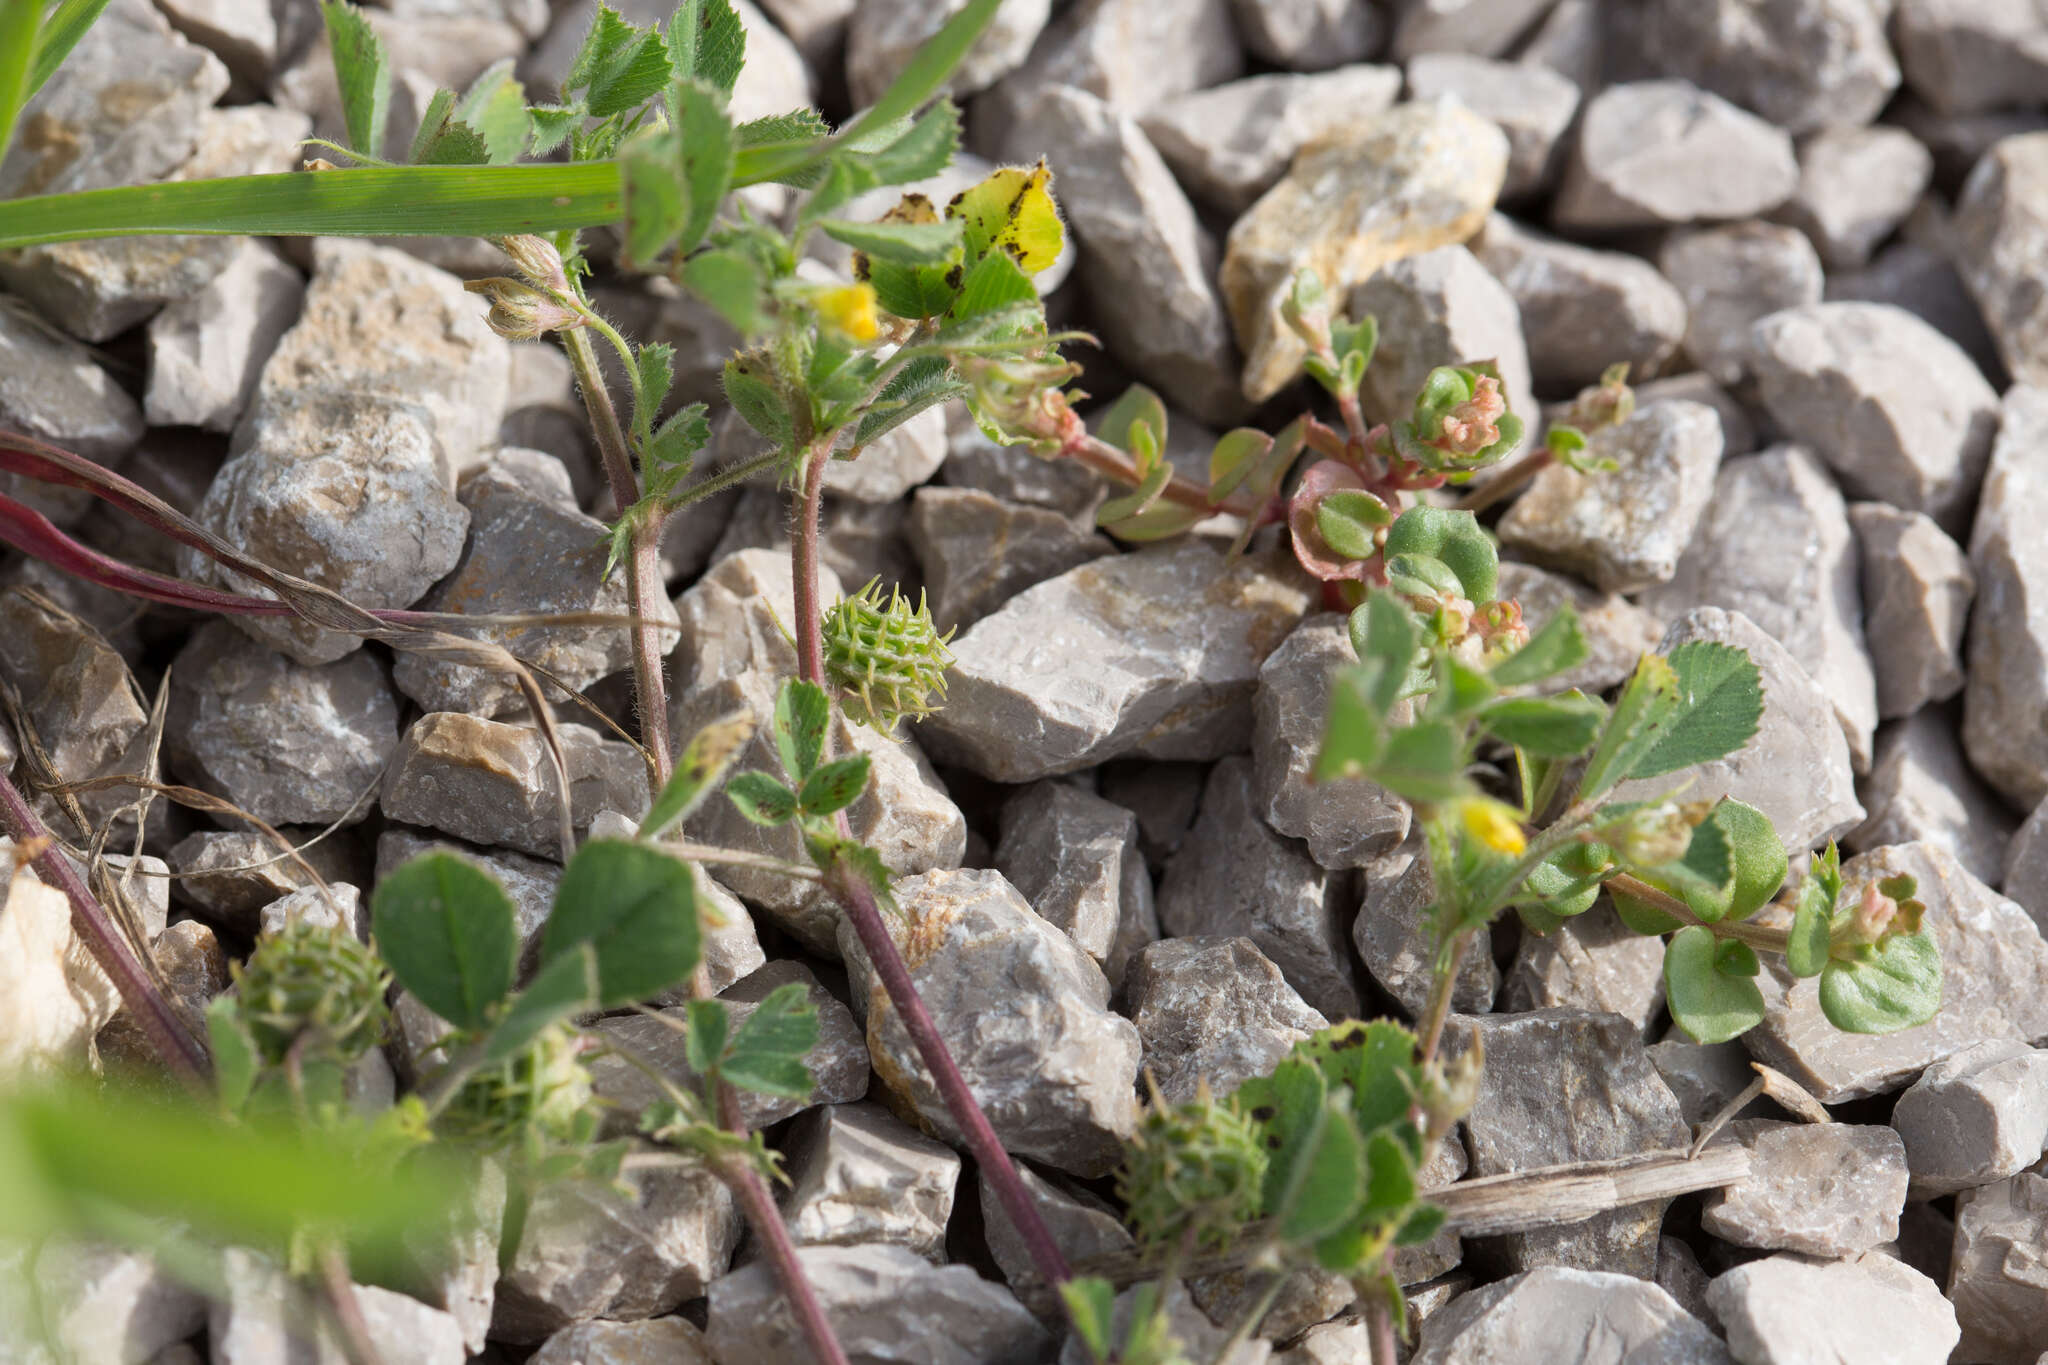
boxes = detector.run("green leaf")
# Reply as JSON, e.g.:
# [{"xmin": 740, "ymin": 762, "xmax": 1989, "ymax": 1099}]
[
  {"xmin": 632, "ymin": 343, "xmax": 678, "ymax": 445},
  {"xmin": 1207, "ymin": 428, "xmax": 1272, "ymax": 503},
  {"xmin": 1382, "ymin": 506, "xmax": 1499, "ymax": 604},
  {"xmin": 456, "ymin": 61, "xmax": 530, "ymax": 164},
  {"xmin": 1096, "ymin": 458, "xmax": 1174, "ymax": 527},
  {"xmin": 1479, "ymin": 692, "xmax": 1606, "ymax": 757},
  {"xmin": 1349, "ymin": 591, "xmax": 1423, "ymax": 715},
  {"xmin": 1096, "ymin": 384, "xmax": 1168, "ymax": 457},
  {"xmin": 1787, "ymin": 859, "xmax": 1835, "ymax": 979},
  {"xmin": 1279, "ymin": 1101, "xmax": 1366, "ymax": 1244},
  {"xmin": 855, "ymin": 355, "xmax": 963, "ymax": 445},
  {"xmin": 1298, "ymin": 1019, "xmax": 1422, "ymax": 1137},
  {"xmin": 26, "ymin": 0, "xmax": 111, "ymax": 98},
  {"xmin": 1315, "ymin": 490, "xmax": 1392, "ymax": 560},
  {"xmin": 671, "ymin": 76, "xmax": 735, "ymax": 252},
  {"xmin": 543, "ymin": 839, "xmax": 703, "ymax": 1007},
  {"xmin": 1664, "ymin": 926, "xmax": 1767, "ymax": 1045},
  {"xmin": 1359, "ymin": 1129, "xmax": 1418, "ymax": 1224},
  {"xmin": 723, "ymin": 354, "xmax": 791, "ymax": 448},
  {"xmin": 856, "ymin": 99, "xmax": 962, "ymax": 188},
  {"xmin": 478, "ymin": 945, "xmax": 599, "ymax": 1068},
  {"xmin": 799, "ymin": 755, "xmax": 871, "ymax": 817},
  {"xmin": 206, "ymin": 997, "xmax": 260, "ymax": 1115},
  {"xmin": 1490, "ymin": 605, "xmax": 1590, "ymax": 689},
  {"xmin": 666, "ymin": 0, "xmax": 745, "ymax": 97},
  {"xmin": 685, "ymin": 997, "xmax": 729, "ymax": 1077},
  {"xmin": 1060, "ymin": 1278, "xmax": 1117, "ymax": 1359},
  {"xmin": 723, "ymin": 981, "xmax": 819, "ymax": 1099},
  {"xmin": 0, "ymin": 0, "xmax": 40, "ymax": 172},
  {"xmin": 1819, "ymin": 932, "xmax": 1942, "ymax": 1034},
  {"xmin": 645, "ymin": 403, "xmax": 712, "ymax": 499},
  {"xmin": 1577, "ymin": 653, "xmax": 1682, "ymax": 803},
  {"xmin": 822, "ymin": 215, "xmax": 963, "ymax": 264},
  {"xmin": 1630, "ymin": 641, "xmax": 1765, "ymax": 780},
  {"xmin": 864, "ymin": 255, "xmax": 958, "ymax": 321},
  {"xmin": 948, "ymin": 248, "xmax": 1036, "ymax": 321},
  {"xmin": 725, "ymin": 771, "xmax": 799, "ymax": 825},
  {"xmin": 642, "ymin": 709, "xmax": 756, "ymax": 839},
  {"xmin": 737, "ymin": 108, "xmax": 830, "ymax": 147},
  {"xmin": 569, "ymin": 4, "xmax": 673, "ymax": 117},
  {"xmin": 1713, "ymin": 800, "xmax": 1787, "ymax": 922},
  {"xmin": 680, "ymin": 247, "xmax": 765, "ymax": 334},
  {"xmin": 323, "ymin": 0, "xmax": 392, "ymax": 157},
  {"xmin": 1369, "ymin": 721, "xmax": 1469, "ymax": 804},
  {"xmin": 619, "ymin": 126, "xmax": 687, "ymax": 265},
  {"xmin": 1395, "ymin": 1200, "xmax": 1447, "ymax": 1247},
  {"xmin": 371, "ymin": 852, "xmax": 519, "ymax": 1030},
  {"xmin": 775, "ymin": 679, "xmax": 831, "ymax": 781},
  {"xmin": 840, "ymin": 0, "xmax": 1000, "ymax": 141},
  {"xmin": 412, "ymin": 114, "xmax": 490, "ymax": 167}
]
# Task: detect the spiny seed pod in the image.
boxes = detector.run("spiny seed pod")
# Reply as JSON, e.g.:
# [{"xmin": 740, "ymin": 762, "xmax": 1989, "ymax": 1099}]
[
  {"xmin": 1116, "ymin": 1085, "xmax": 1268, "ymax": 1253},
  {"xmin": 435, "ymin": 1022, "xmax": 593, "ymax": 1151},
  {"xmin": 232, "ymin": 920, "xmax": 390, "ymax": 1065},
  {"xmin": 822, "ymin": 578, "xmax": 956, "ymax": 730}
]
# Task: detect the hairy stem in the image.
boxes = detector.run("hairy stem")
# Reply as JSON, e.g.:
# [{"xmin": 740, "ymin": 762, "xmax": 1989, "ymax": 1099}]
[
  {"xmin": 1416, "ymin": 927, "xmax": 1474, "ymax": 1067},
  {"xmin": 789, "ymin": 443, "xmax": 1072, "ymax": 1290},
  {"xmin": 1604, "ymin": 872, "xmax": 1795, "ymax": 953},
  {"xmin": 562, "ymin": 326, "xmax": 673, "ymax": 784},
  {"xmin": 0, "ymin": 770, "xmax": 209, "ymax": 1087},
  {"xmin": 719, "ymin": 1147, "xmax": 850, "ymax": 1365}
]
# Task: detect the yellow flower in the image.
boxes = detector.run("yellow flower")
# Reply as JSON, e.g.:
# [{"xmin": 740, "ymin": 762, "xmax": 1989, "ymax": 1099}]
[
  {"xmin": 1457, "ymin": 796, "xmax": 1527, "ymax": 856},
  {"xmin": 814, "ymin": 282, "xmax": 880, "ymax": 342}
]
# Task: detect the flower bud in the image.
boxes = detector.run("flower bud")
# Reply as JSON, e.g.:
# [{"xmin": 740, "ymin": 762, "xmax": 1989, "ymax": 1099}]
[
  {"xmin": 497, "ymin": 233, "xmax": 574, "ymax": 294},
  {"xmin": 464, "ymin": 277, "xmax": 587, "ymax": 341},
  {"xmin": 1456, "ymin": 795, "xmax": 1528, "ymax": 856}
]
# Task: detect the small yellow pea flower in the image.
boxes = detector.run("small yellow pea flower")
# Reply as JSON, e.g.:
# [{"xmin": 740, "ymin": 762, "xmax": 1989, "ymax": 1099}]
[
  {"xmin": 1457, "ymin": 796, "xmax": 1527, "ymax": 856},
  {"xmin": 814, "ymin": 282, "xmax": 880, "ymax": 342}
]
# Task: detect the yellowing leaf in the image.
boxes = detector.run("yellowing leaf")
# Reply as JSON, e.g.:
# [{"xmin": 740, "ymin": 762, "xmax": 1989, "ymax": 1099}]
[{"xmin": 946, "ymin": 161, "xmax": 1063, "ymax": 277}]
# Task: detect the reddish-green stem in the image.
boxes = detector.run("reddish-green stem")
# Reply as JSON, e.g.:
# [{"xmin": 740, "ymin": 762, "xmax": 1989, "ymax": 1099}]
[
  {"xmin": 0, "ymin": 769, "xmax": 209, "ymax": 1086},
  {"xmin": 1368, "ymin": 1298, "xmax": 1399, "ymax": 1365},
  {"xmin": 561, "ymin": 327, "xmax": 673, "ymax": 784},
  {"xmin": 719, "ymin": 1135, "xmax": 850, "ymax": 1365},
  {"xmin": 1453, "ymin": 446, "xmax": 1553, "ymax": 515},
  {"xmin": 791, "ymin": 443, "xmax": 1072, "ymax": 1291}
]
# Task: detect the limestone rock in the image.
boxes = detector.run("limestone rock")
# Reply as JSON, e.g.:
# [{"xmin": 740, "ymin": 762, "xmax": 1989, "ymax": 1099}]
[
  {"xmin": 0, "ymin": 589, "xmax": 151, "ymax": 833},
  {"xmin": 2010, "ymin": 799, "xmax": 2048, "ymax": 933},
  {"xmin": 706, "ymin": 1243, "xmax": 1050, "ymax": 1365},
  {"xmin": 0, "ymin": 301, "xmax": 144, "ymax": 528},
  {"xmin": 919, "ymin": 540, "xmax": 1312, "ymax": 781},
  {"xmin": 1554, "ymin": 81, "xmax": 1798, "ymax": 231},
  {"xmin": 1849, "ymin": 502, "xmax": 1974, "ymax": 718},
  {"xmin": 394, "ymin": 470, "xmax": 678, "ymax": 715},
  {"xmin": 258, "ymin": 883, "xmax": 367, "ymax": 942},
  {"xmin": 906, "ymin": 487, "xmax": 1114, "ymax": 635},
  {"xmin": 1472, "ymin": 213, "xmax": 1686, "ymax": 394},
  {"xmin": 1349, "ymin": 244, "xmax": 1536, "ymax": 431},
  {"xmin": 1253, "ymin": 615, "xmax": 1411, "ymax": 870},
  {"xmin": 1406, "ymin": 54, "xmax": 1581, "ymax": 200},
  {"xmin": 1648, "ymin": 1032, "xmax": 1763, "ymax": 1128},
  {"xmin": 380, "ymin": 714, "xmax": 648, "ymax": 859},
  {"xmin": 1895, "ymin": 0, "xmax": 2048, "ymax": 115},
  {"xmin": 941, "ymin": 419, "xmax": 1106, "ymax": 521},
  {"xmin": 1658, "ymin": 222, "xmax": 1825, "ymax": 386},
  {"xmin": 979, "ymin": 1161, "xmax": 1133, "ymax": 1295},
  {"xmin": 1747, "ymin": 301, "xmax": 1999, "ymax": 530},
  {"xmin": 1231, "ymin": 0, "xmax": 1380, "ymax": 70},
  {"xmin": 1639, "ymin": 445, "xmax": 1877, "ymax": 771},
  {"xmin": 530, "ymin": 1319, "xmax": 715, "ymax": 1365},
  {"xmin": 1707, "ymin": 1252, "xmax": 1958, "ymax": 1365},
  {"xmin": 1160, "ymin": 757, "xmax": 1361, "ymax": 1021},
  {"xmin": 376, "ymin": 830, "xmax": 559, "ymax": 973},
  {"xmin": 1140, "ymin": 67, "xmax": 1404, "ymax": 217},
  {"xmin": 1614, "ymin": 608, "xmax": 1865, "ymax": 852},
  {"xmin": 779, "ymin": 1102, "xmax": 960, "ymax": 1261},
  {"xmin": 1893, "ymin": 1039, "xmax": 2048, "ymax": 1197},
  {"xmin": 158, "ymin": 0, "xmax": 278, "ymax": 83},
  {"xmin": 993, "ymin": 781, "xmax": 1157, "ymax": 986},
  {"xmin": 0, "ymin": 0, "xmax": 226, "ymax": 200},
  {"xmin": 171, "ymin": 828, "xmax": 365, "ymax": 934},
  {"xmin": 1640, "ymin": 0, "xmax": 1898, "ymax": 133},
  {"xmin": 167, "ymin": 621, "xmax": 397, "ymax": 828},
  {"xmin": 1746, "ymin": 842, "xmax": 2048, "ymax": 1102},
  {"xmin": 1503, "ymin": 904, "xmax": 1666, "ymax": 1036},
  {"xmin": 1781, "ymin": 126, "xmax": 1935, "ymax": 269},
  {"xmin": 1391, "ymin": 0, "xmax": 1572, "ymax": 59},
  {"xmin": 975, "ymin": 0, "xmax": 1241, "ymax": 124},
  {"xmin": 1055, "ymin": 1278, "xmax": 1268, "ymax": 1365},
  {"xmin": 674, "ymin": 667, "xmax": 965, "ymax": 954},
  {"xmin": 1026, "ymin": 86, "xmax": 1245, "ymax": 428},
  {"xmin": 181, "ymin": 394, "xmax": 469, "ymax": 664},
  {"xmin": 1223, "ymin": 99, "xmax": 1508, "ymax": 403},
  {"xmin": 818, "ymin": 406, "xmax": 948, "ymax": 504},
  {"xmin": 1355, "ymin": 831, "xmax": 1498, "ymax": 1019},
  {"xmin": 1849, "ymin": 706, "xmax": 2015, "ymax": 887},
  {"xmin": 211, "ymin": 1250, "xmax": 465, "ymax": 1365},
  {"xmin": 1125, "ymin": 936, "xmax": 1327, "ymax": 1105},
  {"xmin": 1411, "ymin": 1268, "xmax": 1730, "ymax": 1365},
  {"xmin": 1964, "ymin": 386, "xmax": 2048, "ymax": 808},
  {"xmin": 1950, "ymin": 1171, "xmax": 2048, "ymax": 1364},
  {"xmin": 1701, "ymin": 1121, "xmax": 1907, "ymax": 1257},
  {"xmin": 838, "ymin": 868, "xmax": 1140, "ymax": 1177},
  {"xmin": 1443, "ymin": 1009, "xmax": 1689, "ymax": 1276},
  {"xmin": 1493, "ymin": 561, "xmax": 1663, "ymax": 698},
  {"xmin": 1956, "ymin": 133, "xmax": 2048, "ymax": 393},
  {"xmin": 846, "ymin": 0, "xmax": 1049, "ymax": 107},
  {"xmin": 493, "ymin": 1156, "xmax": 739, "ymax": 1342},
  {"xmin": 145, "ymin": 239, "xmax": 305, "ymax": 433},
  {"xmin": 1496, "ymin": 400, "xmax": 1722, "ymax": 594},
  {"xmin": 588, "ymin": 960, "xmax": 868, "ymax": 1132},
  {"xmin": 28, "ymin": 1242, "xmax": 207, "ymax": 1365}
]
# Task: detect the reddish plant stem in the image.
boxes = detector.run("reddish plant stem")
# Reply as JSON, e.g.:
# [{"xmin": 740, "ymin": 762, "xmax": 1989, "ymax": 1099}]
[
  {"xmin": 790, "ymin": 444, "xmax": 1072, "ymax": 1291},
  {"xmin": 1452, "ymin": 447, "xmax": 1552, "ymax": 515},
  {"xmin": 720, "ymin": 1141, "xmax": 850, "ymax": 1365},
  {"xmin": 1367, "ymin": 1299, "xmax": 1399, "ymax": 1365},
  {"xmin": 1334, "ymin": 389, "xmax": 1372, "ymax": 454},
  {"xmin": 561, "ymin": 328, "xmax": 673, "ymax": 783},
  {"xmin": 0, "ymin": 770, "xmax": 209, "ymax": 1087},
  {"xmin": 1416, "ymin": 927, "xmax": 1474, "ymax": 1067}
]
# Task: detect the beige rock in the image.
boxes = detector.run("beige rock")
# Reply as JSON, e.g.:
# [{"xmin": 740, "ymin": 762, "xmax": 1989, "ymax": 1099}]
[{"xmin": 1222, "ymin": 99, "xmax": 1508, "ymax": 403}]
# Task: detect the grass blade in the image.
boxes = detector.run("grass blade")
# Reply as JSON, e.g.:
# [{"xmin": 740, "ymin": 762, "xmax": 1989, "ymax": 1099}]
[
  {"xmin": 0, "ymin": 0, "xmax": 41, "ymax": 170},
  {"xmin": 25, "ymin": 0, "xmax": 109, "ymax": 96},
  {"xmin": 840, "ymin": 0, "xmax": 999, "ymax": 140},
  {"xmin": 0, "ymin": 162, "xmax": 623, "ymax": 248}
]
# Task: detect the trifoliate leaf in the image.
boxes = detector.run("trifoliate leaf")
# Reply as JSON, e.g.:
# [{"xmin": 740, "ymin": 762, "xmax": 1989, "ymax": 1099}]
[
  {"xmin": 455, "ymin": 60, "xmax": 529, "ymax": 164},
  {"xmin": 725, "ymin": 772, "xmax": 799, "ymax": 825},
  {"xmin": 1629, "ymin": 641, "xmax": 1764, "ymax": 780},
  {"xmin": 947, "ymin": 160, "xmax": 1064, "ymax": 275},
  {"xmin": 1479, "ymin": 692, "xmax": 1607, "ymax": 758},
  {"xmin": 798, "ymin": 755, "xmax": 871, "ymax": 818},
  {"xmin": 321, "ymin": 0, "xmax": 391, "ymax": 157},
  {"xmin": 722, "ymin": 981, "xmax": 819, "ymax": 1099},
  {"xmin": 666, "ymin": 0, "xmax": 745, "ymax": 97},
  {"xmin": 570, "ymin": 4, "xmax": 672, "ymax": 117}
]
